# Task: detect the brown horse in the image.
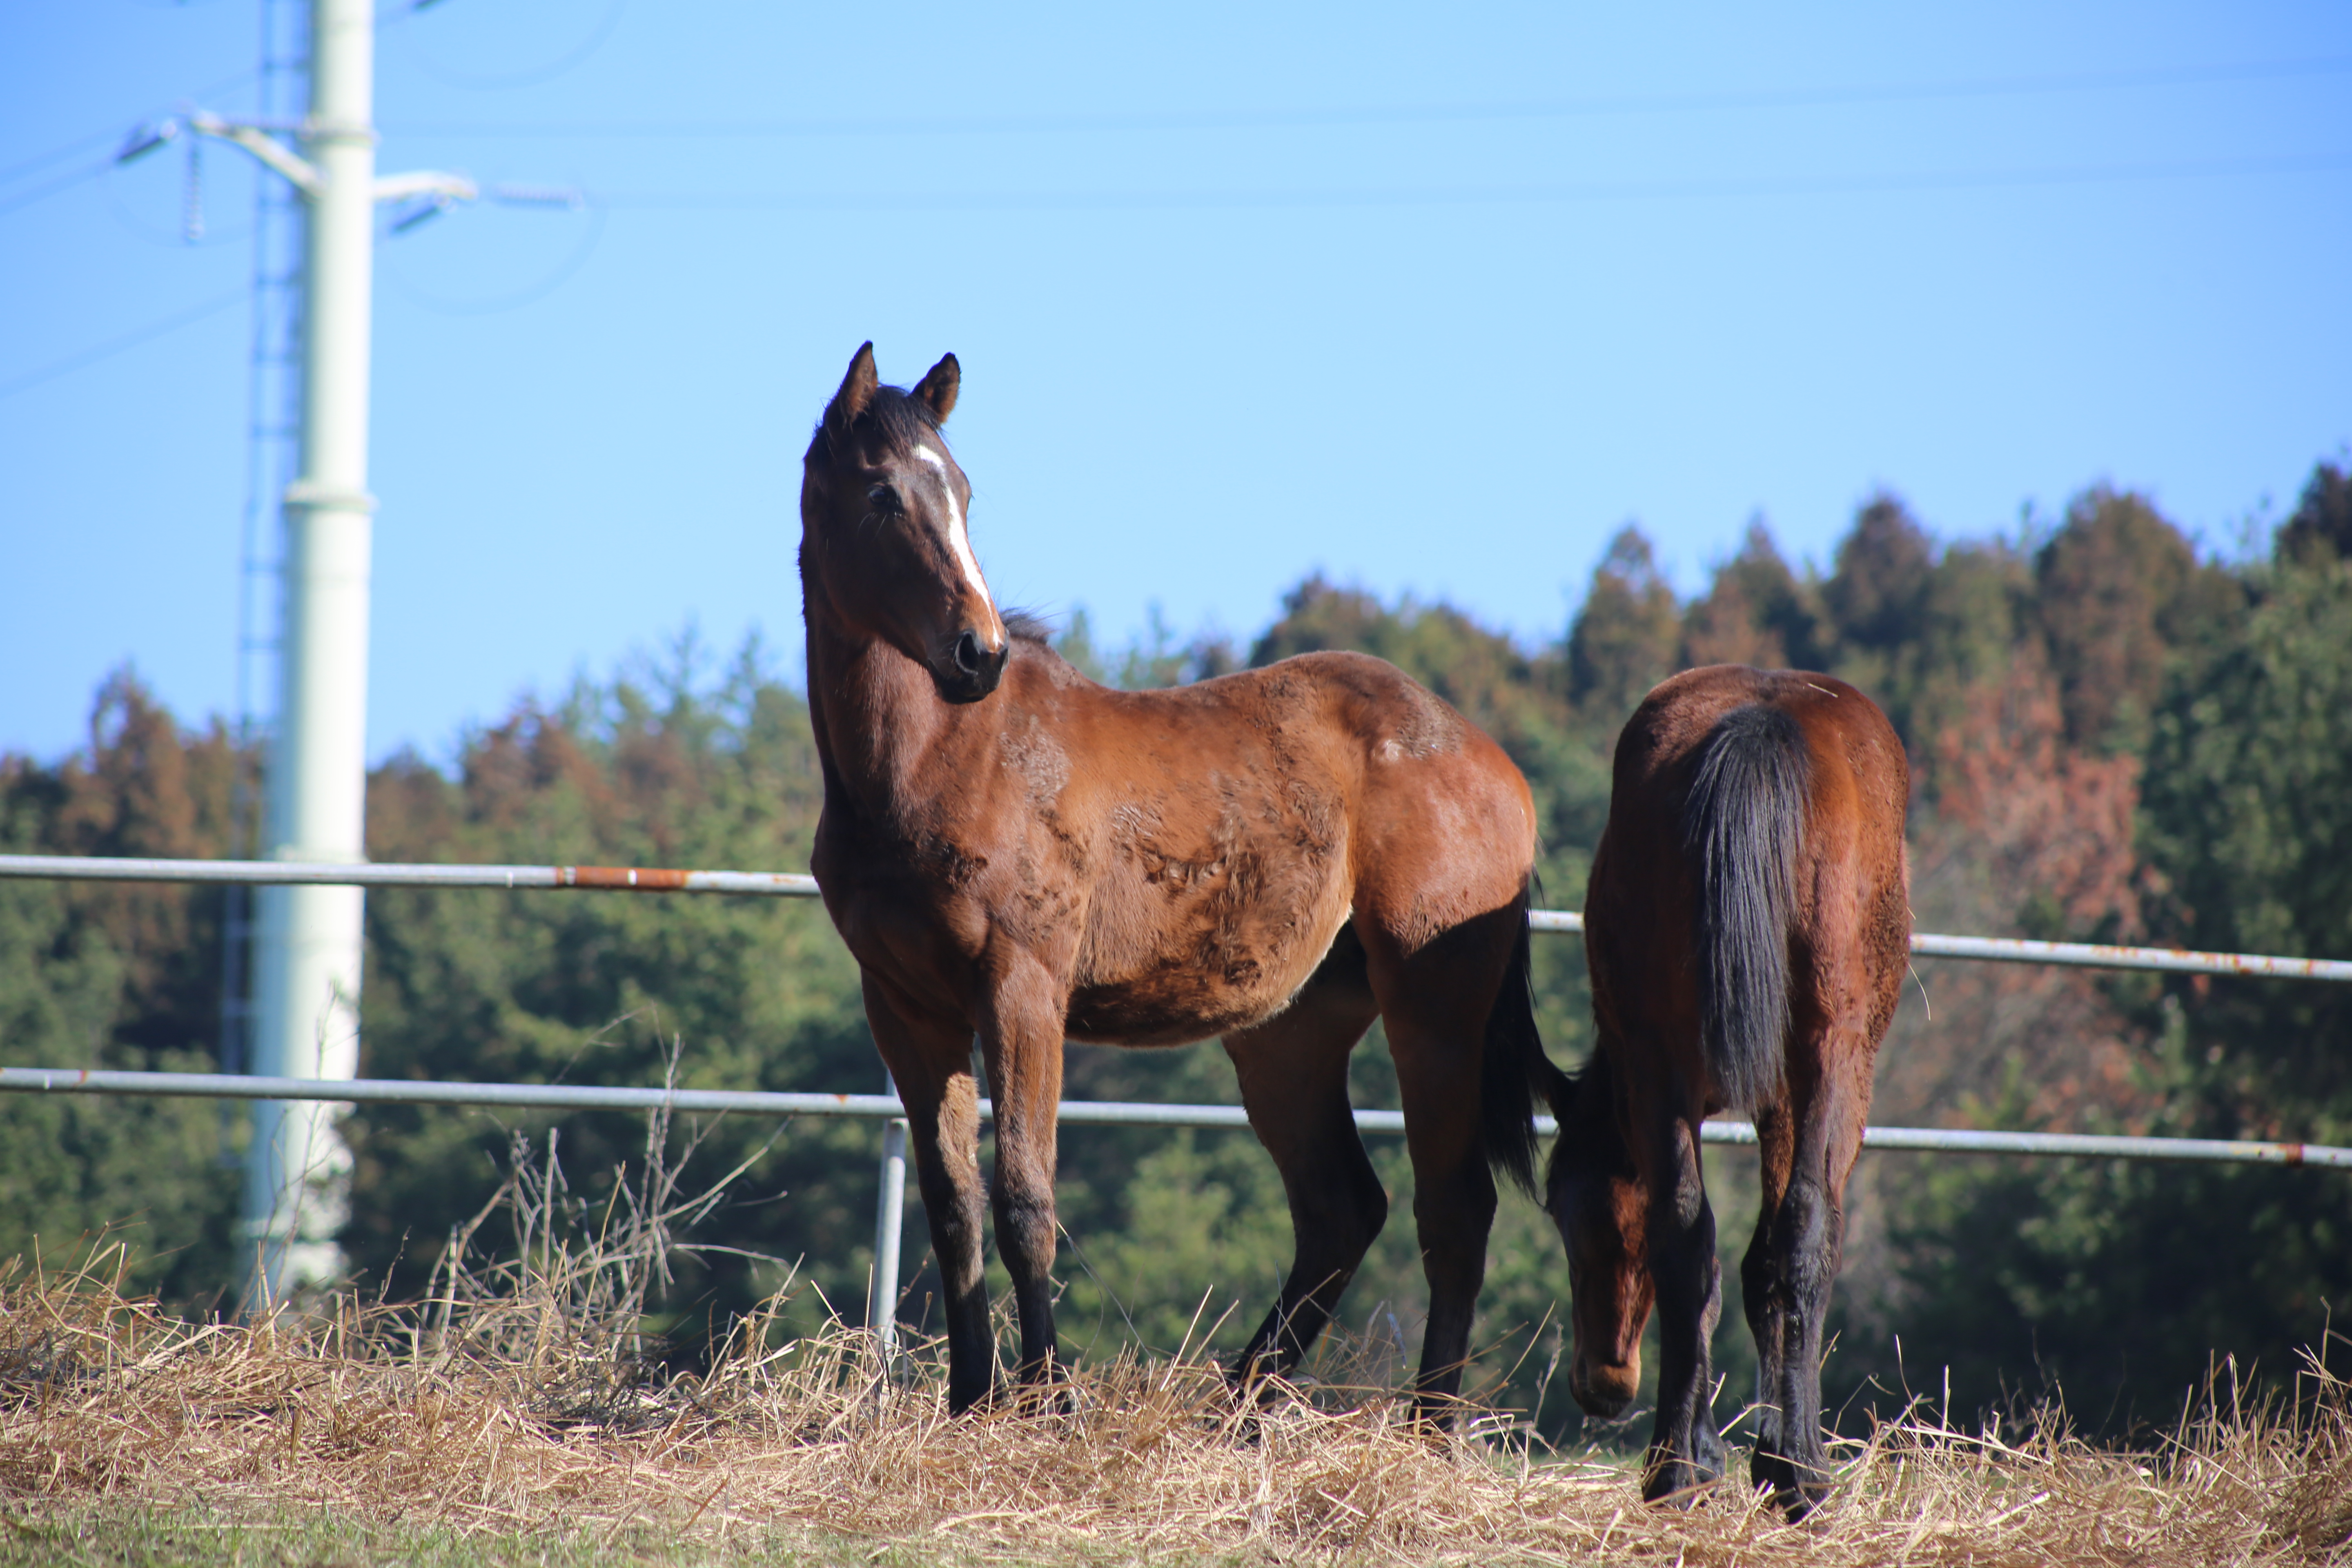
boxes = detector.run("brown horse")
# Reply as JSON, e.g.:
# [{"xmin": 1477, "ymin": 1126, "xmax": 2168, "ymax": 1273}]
[
  {"xmin": 797, "ymin": 343, "xmax": 1557, "ymax": 1419},
  {"xmin": 1545, "ymin": 665, "xmax": 1909, "ymax": 1517}
]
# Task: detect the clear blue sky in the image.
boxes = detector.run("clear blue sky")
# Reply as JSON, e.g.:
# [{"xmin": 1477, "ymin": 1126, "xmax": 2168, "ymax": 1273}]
[{"xmin": 3, "ymin": 2, "xmax": 2347, "ymax": 768}]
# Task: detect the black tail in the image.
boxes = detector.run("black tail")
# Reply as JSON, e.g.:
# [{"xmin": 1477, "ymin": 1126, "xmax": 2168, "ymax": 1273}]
[
  {"xmin": 1682, "ymin": 704, "xmax": 1810, "ymax": 1114},
  {"xmin": 1483, "ymin": 897, "xmax": 1570, "ymax": 1197}
]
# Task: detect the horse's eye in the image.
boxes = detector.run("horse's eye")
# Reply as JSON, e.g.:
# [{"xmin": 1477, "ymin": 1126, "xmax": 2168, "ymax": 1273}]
[{"xmin": 866, "ymin": 483, "xmax": 901, "ymax": 513}]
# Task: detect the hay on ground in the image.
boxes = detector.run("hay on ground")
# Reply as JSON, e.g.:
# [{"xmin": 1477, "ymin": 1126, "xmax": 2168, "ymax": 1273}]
[{"xmin": 4, "ymin": 1113, "xmax": 2348, "ymax": 1564}]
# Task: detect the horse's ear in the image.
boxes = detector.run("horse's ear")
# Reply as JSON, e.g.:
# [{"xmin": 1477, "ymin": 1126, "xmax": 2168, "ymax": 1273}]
[
  {"xmin": 824, "ymin": 342, "xmax": 879, "ymax": 443},
  {"xmin": 913, "ymin": 352, "xmax": 960, "ymax": 423}
]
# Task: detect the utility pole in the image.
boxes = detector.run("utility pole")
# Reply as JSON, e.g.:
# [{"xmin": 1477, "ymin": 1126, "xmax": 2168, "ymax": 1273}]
[
  {"xmin": 239, "ymin": 0, "xmax": 380, "ymax": 1308},
  {"xmin": 120, "ymin": 0, "xmax": 571, "ymax": 1310},
  {"xmin": 133, "ymin": 0, "xmax": 474, "ymax": 1310}
]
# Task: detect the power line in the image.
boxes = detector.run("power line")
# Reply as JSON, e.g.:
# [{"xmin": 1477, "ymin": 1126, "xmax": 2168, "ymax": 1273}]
[
  {"xmin": 0, "ymin": 0, "xmax": 457, "ymax": 196},
  {"xmin": 584, "ymin": 149, "xmax": 2352, "ymax": 215},
  {"xmin": 0, "ymin": 157, "xmax": 116, "ymax": 221},
  {"xmin": 0, "ymin": 288, "xmax": 244, "ymax": 403},
  {"xmin": 0, "ymin": 65, "xmax": 259, "ymax": 198},
  {"xmin": 0, "ymin": 130, "xmax": 118, "ymax": 191},
  {"xmin": 387, "ymin": 53, "xmax": 2352, "ymax": 141},
  {"xmin": 8, "ymin": 151, "xmax": 2337, "ymax": 392},
  {"xmin": 390, "ymin": 0, "xmax": 625, "ymax": 90}
]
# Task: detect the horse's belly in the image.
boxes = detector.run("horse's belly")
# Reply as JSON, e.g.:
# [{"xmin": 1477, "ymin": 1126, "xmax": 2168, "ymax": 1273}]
[
  {"xmin": 1063, "ymin": 876, "xmax": 1353, "ymax": 1046},
  {"xmin": 1062, "ymin": 977, "xmax": 1287, "ymax": 1047}
]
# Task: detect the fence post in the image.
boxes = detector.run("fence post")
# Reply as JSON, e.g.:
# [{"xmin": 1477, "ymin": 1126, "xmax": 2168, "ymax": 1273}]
[{"xmin": 869, "ymin": 1104, "xmax": 909, "ymax": 1351}]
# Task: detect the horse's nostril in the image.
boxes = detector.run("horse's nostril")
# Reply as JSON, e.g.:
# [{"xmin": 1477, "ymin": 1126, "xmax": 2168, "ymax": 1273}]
[{"xmin": 955, "ymin": 630, "xmax": 983, "ymax": 676}]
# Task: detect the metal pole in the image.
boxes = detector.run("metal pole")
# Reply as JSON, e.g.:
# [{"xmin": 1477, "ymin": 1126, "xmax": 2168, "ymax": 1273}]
[
  {"xmin": 870, "ymin": 1118, "xmax": 909, "ymax": 1349},
  {"xmin": 242, "ymin": 0, "xmax": 378, "ymax": 1310}
]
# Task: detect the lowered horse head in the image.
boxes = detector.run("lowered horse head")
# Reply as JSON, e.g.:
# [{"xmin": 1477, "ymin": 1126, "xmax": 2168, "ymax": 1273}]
[
  {"xmin": 800, "ymin": 341, "xmax": 1009, "ymax": 704},
  {"xmin": 1545, "ymin": 1056, "xmax": 1653, "ymax": 1422}
]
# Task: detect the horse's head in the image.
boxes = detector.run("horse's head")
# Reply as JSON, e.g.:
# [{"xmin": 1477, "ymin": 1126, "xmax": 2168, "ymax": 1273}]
[
  {"xmin": 800, "ymin": 342, "xmax": 1009, "ymax": 704},
  {"xmin": 1545, "ymin": 1068, "xmax": 1653, "ymax": 1421}
]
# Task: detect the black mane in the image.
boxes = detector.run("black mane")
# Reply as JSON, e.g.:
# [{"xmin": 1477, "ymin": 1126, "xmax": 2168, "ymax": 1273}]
[
  {"xmin": 1001, "ymin": 609, "xmax": 1054, "ymax": 646},
  {"xmin": 809, "ymin": 383, "xmax": 942, "ymax": 463}
]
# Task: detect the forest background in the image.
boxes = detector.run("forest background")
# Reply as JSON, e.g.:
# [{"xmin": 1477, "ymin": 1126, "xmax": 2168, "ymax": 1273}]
[{"xmin": 4, "ymin": 458, "xmax": 2349, "ymax": 1444}]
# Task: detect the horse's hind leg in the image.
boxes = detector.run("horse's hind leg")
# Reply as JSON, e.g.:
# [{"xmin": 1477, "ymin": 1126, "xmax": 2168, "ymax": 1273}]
[
  {"xmin": 1223, "ymin": 950, "xmax": 1383, "ymax": 1396},
  {"xmin": 1641, "ymin": 1107, "xmax": 1727, "ymax": 1503},
  {"xmin": 861, "ymin": 970, "xmax": 998, "ymax": 1414},
  {"xmin": 1740, "ymin": 1101, "xmax": 1794, "ymax": 1470},
  {"xmin": 1369, "ymin": 912, "xmax": 1516, "ymax": 1425},
  {"xmin": 1749, "ymin": 1055, "xmax": 1868, "ymax": 1518}
]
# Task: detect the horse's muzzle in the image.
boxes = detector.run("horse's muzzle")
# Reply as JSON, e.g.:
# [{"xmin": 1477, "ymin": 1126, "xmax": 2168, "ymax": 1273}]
[
  {"xmin": 937, "ymin": 627, "xmax": 1008, "ymax": 703},
  {"xmin": 1570, "ymin": 1353, "xmax": 1641, "ymax": 1420}
]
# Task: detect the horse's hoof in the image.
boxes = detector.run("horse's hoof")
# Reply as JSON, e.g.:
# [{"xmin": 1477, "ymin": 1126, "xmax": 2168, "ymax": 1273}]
[
  {"xmin": 1229, "ymin": 1363, "xmax": 1308, "ymax": 1419},
  {"xmin": 1407, "ymin": 1400, "xmax": 1462, "ymax": 1436},
  {"xmin": 1228, "ymin": 1356, "xmax": 1289, "ymax": 1405},
  {"xmin": 1017, "ymin": 1382, "xmax": 1076, "ymax": 1419},
  {"xmin": 1753, "ymin": 1448, "xmax": 1832, "ymax": 1520},
  {"xmin": 949, "ymin": 1391, "xmax": 996, "ymax": 1417},
  {"xmin": 1778, "ymin": 1468, "xmax": 1833, "ymax": 1521},
  {"xmin": 1692, "ymin": 1425, "xmax": 1726, "ymax": 1484},
  {"xmin": 1642, "ymin": 1455, "xmax": 1715, "ymax": 1507}
]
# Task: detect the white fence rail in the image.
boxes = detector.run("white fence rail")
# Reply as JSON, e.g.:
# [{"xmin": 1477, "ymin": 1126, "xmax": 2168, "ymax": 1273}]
[
  {"xmin": 10, "ymin": 853, "xmax": 2350, "ymax": 982},
  {"xmin": 4, "ymin": 1066, "xmax": 2345, "ymax": 1169},
  {"xmin": 4, "ymin": 851, "xmax": 2349, "ymax": 1336}
]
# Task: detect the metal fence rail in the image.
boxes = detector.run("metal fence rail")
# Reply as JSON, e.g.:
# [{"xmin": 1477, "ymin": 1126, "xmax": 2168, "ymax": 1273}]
[
  {"xmin": 0, "ymin": 853, "xmax": 818, "ymax": 899},
  {"xmin": 7, "ymin": 850, "xmax": 2351, "ymax": 1339},
  {"xmin": 8, "ymin": 853, "xmax": 2352, "ymax": 982},
  {"xmin": 4, "ymin": 1067, "xmax": 2345, "ymax": 1169}
]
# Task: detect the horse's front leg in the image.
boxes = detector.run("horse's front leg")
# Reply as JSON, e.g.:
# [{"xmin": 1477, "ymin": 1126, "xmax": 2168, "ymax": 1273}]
[
  {"xmin": 862, "ymin": 971, "xmax": 996, "ymax": 1413},
  {"xmin": 976, "ymin": 953, "xmax": 1069, "ymax": 1399},
  {"xmin": 1643, "ymin": 1109, "xmax": 1726, "ymax": 1504}
]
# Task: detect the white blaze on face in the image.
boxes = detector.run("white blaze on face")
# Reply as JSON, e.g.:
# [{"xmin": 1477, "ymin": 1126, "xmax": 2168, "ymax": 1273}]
[{"xmin": 911, "ymin": 444, "xmax": 997, "ymax": 634}]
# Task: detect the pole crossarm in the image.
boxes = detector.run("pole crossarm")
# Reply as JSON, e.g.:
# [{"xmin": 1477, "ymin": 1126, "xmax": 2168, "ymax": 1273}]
[
  {"xmin": 371, "ymin": 168, "xmax": 480, "ymax": 205},
  {"xmin": 3, "ymin": 854, "xmax": 2347, "ymax": 983},
  {"xmin": 2, "ymin": 1067, "xmax": 2346, "ymax": 1169},
  {"xmin": 174, "ymin": 110, "xmax": 473, "ymax": 209},
  {"xmin": 186, "ymin": 112, "xmax": 321, "ymax": 196}
]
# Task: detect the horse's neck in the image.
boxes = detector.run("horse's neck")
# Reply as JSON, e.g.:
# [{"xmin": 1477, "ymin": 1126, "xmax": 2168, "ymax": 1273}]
[{"xmin": 805, "ymin": 621, "xmax": 985, "ymax": 826}]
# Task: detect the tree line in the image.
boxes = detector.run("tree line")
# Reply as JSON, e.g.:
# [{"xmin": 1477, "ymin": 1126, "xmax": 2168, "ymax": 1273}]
[{"xmin": 2, "ymin": 459, "xmax": 2347, "ymax": 1439}]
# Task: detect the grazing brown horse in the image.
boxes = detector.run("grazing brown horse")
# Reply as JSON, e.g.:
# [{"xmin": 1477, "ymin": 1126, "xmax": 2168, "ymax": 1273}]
[
  {"xmin": 797, "ymin": 343, "xmax": 1557, "ymax": 1419},
  {"xmin": 1545, "ymin": 665, "xmax": 1909, "ymax": 1517}
]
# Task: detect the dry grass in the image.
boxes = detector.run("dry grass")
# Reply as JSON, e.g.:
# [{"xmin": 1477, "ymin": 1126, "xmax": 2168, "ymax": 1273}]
[{"xmin": 4, "ymin": 1123, "xmax": 2350, "ymax": 1566}]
